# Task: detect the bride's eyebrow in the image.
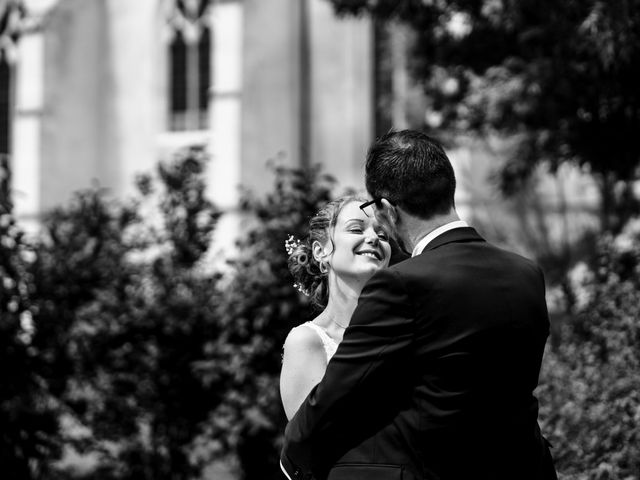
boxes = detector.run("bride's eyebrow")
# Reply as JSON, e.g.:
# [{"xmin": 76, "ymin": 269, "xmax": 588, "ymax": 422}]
[{"xmin": 344, "ymin": 219, "xmax": 365, "ymax": 226}]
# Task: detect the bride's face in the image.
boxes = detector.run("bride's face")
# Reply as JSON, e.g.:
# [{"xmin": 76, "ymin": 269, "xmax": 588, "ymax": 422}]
[{"xmin": 319, "ymin": 201, "xmax": 391, "ymax": 281}]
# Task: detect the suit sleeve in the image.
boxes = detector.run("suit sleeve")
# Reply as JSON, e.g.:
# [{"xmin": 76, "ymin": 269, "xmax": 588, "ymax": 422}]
[{"xmin": 280, "ymin": 267, "xmax": 414, "ymax": 478}]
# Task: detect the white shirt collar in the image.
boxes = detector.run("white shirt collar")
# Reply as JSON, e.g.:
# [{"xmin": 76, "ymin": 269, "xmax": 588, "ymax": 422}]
[{"xmin": 411, "ymin": 220, "xmax": 469, "ymax": 257}]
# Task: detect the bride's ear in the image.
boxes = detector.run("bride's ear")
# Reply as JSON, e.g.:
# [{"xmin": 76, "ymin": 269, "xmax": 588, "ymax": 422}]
[{"xmin": 312, "ymin": 240, "xmax": 327, "ymax": 263}]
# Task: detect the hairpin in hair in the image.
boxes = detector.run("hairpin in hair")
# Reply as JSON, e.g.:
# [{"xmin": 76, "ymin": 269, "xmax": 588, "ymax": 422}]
[{"xmin": 285, "ymin": 234, "xmax": 303, "ymax": 255}]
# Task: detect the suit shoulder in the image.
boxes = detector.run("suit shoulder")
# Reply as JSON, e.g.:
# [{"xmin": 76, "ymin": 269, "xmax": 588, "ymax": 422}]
[
  {"xmin": 364, "ymin": 262, "xmax": 412, "ymax": 291},
  {"xmin": 497, "ymin": 245, "xmax": 544, "ymax": 270},
  {"xmin": 387, "ymin": 254, "xmax": 434, "ymax": 276},
  {"xmin": 488, "ymin": 244, "xmax": 546, "ymax": 283},
  {"xmin": 360, "ymin": 265, "xmax": 413, "ymax": 310}
]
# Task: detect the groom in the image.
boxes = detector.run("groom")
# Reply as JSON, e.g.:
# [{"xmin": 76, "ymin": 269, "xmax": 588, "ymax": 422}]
[{"xmin": 280, "ymin": 130, "xmax": 557, "ymax": 480}]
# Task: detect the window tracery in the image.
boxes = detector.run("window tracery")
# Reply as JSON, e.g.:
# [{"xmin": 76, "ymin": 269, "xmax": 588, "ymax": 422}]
[{"xmin": 164, "ymin": 0, "xmax": 211, "ymax": 132}]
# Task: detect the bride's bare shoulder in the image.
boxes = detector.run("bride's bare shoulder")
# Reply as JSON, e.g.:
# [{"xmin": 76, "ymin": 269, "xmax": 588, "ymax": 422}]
[{"xmin": 283, "ymin": 322, "xmax": 324, "ymax": 353}]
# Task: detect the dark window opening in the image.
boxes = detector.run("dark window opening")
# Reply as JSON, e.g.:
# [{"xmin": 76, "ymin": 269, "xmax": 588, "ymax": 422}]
[
  {"xmin": 0, "ymin": 57, "xmax": 11, "ymax": 154},
  {"xmin": 168, "ymin": 25, "xmax": 210, "ymax": 132}
]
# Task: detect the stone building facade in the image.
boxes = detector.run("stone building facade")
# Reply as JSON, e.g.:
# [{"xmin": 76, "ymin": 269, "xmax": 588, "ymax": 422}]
[
  {"xmin": 1, "ymin": 0, "xmax": 600, "ymax": 258},
  {"xmin": 3, "ymin": 0, "xmax": 373, "ymax": 230}
]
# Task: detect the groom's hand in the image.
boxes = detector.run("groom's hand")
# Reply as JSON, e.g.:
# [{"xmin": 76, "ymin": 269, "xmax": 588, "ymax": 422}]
[
  {"xmin": 281, "ymin": 419, "xmax": 318, "ymax": 480},
  {"xmin": 280, "ymin": 451, "xmax": 313, "ymax": 480}
]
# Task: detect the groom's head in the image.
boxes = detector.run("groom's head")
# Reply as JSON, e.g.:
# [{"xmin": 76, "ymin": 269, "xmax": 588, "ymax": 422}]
[{"xmin": 365, "ymin": 129, "xmax": 456, "ymax": 221}]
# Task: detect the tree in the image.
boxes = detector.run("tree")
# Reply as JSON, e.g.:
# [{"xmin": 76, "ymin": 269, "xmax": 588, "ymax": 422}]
[
  {"xmin": 28, "ymin": 146, "xmax": 222, "ymax": 479},
  {"xmin": 329, "ymin": 0, "xmax": 640, "ymax": 232}
]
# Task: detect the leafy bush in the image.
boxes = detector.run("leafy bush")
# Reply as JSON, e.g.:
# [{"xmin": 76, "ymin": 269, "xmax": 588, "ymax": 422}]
[
  {"xmin": 3, "ymin": 146, "xmax": 338, "ymax": 479},
  {"xmin": 538, "ymin": 219, "xmax": 640, "ymax": 480},
  {"xmin": 27, "ymin": 147, "xmax": 223, "ymax": 479}
]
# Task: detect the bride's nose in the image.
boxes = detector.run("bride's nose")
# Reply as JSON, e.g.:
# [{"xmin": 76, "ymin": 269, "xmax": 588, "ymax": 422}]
[{"xmin": 364, "ymin": 230, "xmax": 379, "ymax": 245}]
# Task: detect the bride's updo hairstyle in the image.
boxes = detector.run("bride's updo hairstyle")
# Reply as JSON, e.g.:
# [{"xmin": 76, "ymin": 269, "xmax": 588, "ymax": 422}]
[{"xmin": 287, "ymin": 195, "xmax": 367, "ymax": 308}]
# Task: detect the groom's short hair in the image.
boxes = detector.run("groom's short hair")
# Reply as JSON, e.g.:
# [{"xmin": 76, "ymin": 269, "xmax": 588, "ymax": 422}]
[{"xmin": 365, "ymin": 129, "xmax": 456, "ymax": 220}]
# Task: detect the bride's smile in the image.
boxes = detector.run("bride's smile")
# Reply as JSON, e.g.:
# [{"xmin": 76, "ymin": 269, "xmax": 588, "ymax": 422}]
[{"xmin": 356, "ymin": 248, "xmax": 384, "ymax": 260}]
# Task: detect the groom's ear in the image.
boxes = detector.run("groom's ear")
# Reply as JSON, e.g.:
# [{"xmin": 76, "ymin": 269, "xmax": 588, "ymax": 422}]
[{"xmin": 379, "ymin": 198, "xmax": 398, "ymax": 222}]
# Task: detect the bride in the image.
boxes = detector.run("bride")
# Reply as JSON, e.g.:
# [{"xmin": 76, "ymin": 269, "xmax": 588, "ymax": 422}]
[{"xmin": 280, "ymin": 196, "xmax": 393, "ymax": 419}]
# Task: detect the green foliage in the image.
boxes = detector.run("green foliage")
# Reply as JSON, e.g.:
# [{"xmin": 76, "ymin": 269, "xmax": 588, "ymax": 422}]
[
  {"xmin": 330, "ymin": 0, "xmax": 640, "ymax": 230},
  {"xmin": 538, "ymin": 219, "xmax": 640, "ymax": 479},
  {"xmin": 195, "ymin": 164, "xmax": 337, "ymax": 480},
  {"xmin": 27, "ymin": 147, "xmax": 222, "ymax": 479}
]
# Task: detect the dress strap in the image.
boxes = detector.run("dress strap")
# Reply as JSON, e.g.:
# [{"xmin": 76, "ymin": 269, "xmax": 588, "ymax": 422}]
[{"xmin": 302, "ymin": 322, "xmax": 339, "ymax": 361}]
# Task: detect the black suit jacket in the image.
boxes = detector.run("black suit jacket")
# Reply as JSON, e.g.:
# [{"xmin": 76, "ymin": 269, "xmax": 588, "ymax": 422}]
[{"xmin": 281, "ymin": 228, "xmax": 557, "ymax": 480}]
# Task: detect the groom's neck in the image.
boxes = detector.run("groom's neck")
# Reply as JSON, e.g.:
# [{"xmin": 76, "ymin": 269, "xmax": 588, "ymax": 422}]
[{"xmin": 401, "ymin": 210, "xmax": 460, "ymax": 252}]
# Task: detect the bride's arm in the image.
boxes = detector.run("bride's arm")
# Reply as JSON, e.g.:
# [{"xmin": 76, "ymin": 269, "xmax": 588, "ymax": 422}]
[
  {"xmin": 280, "ymin": 326, "xmax": 327, "ymax": 420},
  {"xmin": 281, "ymin": 269, "xmax": 414, "ymax": 478}
]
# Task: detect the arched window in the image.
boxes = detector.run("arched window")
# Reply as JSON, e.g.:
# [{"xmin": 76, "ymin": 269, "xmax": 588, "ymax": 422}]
[{"xmin": 167, "ymin": 0, "xmax": 211, "ymax": 131}]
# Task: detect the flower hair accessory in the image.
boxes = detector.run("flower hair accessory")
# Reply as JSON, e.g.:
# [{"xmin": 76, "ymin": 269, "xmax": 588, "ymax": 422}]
[
  {"xmin": 285, "ymin": 235, "xmax": 311, "ymax": 296},
  {"xmin": 285, "ymin": 234, "xmax": 302, "ymax": 255},
  {"xmin": 293, "ymin": 282, "xmax": 310, "ymax": 296}
]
